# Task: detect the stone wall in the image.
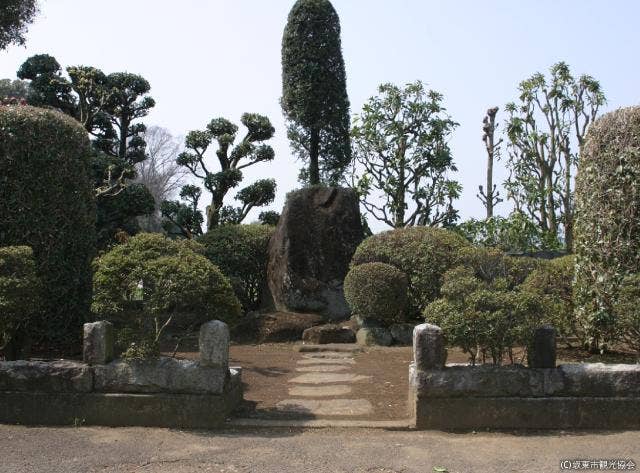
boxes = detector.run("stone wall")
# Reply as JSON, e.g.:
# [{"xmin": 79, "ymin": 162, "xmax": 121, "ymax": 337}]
[
  {"xmin": 410, "ymin": 324, "xmax": 640, "ymax": 430},
  {"xmin": 0, "ymin": 321, "xmax": 243, "ymax": 428}
]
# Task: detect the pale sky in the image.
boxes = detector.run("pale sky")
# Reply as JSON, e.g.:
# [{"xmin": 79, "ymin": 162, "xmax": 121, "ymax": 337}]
[{"xmin": 2, "ymin": 0, "xmax": 639, "ymax": 232}]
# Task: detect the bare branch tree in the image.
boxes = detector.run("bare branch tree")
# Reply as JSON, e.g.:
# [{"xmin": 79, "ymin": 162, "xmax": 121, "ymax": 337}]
[{"xmin": 134, "ymin": 126, "xmax": 187, "ymax": 231}]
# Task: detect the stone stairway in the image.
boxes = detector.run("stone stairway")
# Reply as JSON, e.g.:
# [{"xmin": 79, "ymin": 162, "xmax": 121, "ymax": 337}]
[{"xmin": 276, "ymin": 345, "xmax": 374, "ymax": 417}]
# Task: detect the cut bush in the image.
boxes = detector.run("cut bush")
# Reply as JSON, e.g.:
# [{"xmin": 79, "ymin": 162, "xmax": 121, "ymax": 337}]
[
  {"xmin": 351, "ymin": 226, "xmax": 469, "ymax": 317},
  {"xmin": 574, "ymin": 106, "xmax": 640, "ymax": 349},
  {"xmin": 344, "ymin": 262, "xmax": 408, "ymax": 325},
  {"xmin": 0, "ymin": 105, "xmax": 95, "ymax": 348},
  {"xmin": 92, "ymin": 233, "xmax": 241, "ymax": 358}
]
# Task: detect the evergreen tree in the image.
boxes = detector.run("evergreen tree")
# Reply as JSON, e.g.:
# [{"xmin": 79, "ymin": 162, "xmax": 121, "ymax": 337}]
[{"xmin": 281, "ymin": 0, "xmax": 351, "ymax": 185}]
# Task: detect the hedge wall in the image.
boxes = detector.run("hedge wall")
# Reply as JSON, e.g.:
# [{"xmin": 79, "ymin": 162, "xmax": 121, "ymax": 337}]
[
  {"xmin": 574, "ymin": 106, "xmax": 640, "ymax": 349},
  {"xmin": 0, "ymin": 105, "xmax": 95, "ymax": 348}
]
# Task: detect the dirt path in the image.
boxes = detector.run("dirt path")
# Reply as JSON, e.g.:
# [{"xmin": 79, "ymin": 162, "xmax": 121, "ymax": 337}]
[
  {"xmin": 226, "ymin": 343, "xmax": 414, "ymax": 421},
  {"xmin": 1, "ymin": 425, "xmax": 638, "ymax": 473}
]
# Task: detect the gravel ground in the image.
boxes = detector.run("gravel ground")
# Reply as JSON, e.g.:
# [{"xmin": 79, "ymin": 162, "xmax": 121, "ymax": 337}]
[{"xmin": 0, "ymin": 425, "xmax": 638, "ymax": 473}]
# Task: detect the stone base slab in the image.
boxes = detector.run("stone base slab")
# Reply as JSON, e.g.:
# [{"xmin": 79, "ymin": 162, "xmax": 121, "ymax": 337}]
[
  {"xmin": 412, "ymin": 395, "xmax": 640, "ymax": 430},
  {"xmin": 0, "ymin": 383, "xmax": 242, "ymax": 429}
]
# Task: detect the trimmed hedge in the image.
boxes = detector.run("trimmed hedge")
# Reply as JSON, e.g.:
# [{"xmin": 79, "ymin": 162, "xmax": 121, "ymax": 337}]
[
  {"xmin": 344, "ymin": 262, "xmax": 408, "ymax": 325},
  {"xmin": 198, "ymin": 224, "xmax": 275, "ymax": 311},
  {"xmin": 0, "ymin": 246, "xmax": 41, "ymax": 358},
  {"xmin": 614, "ymin": 274, "xmax": 640, "ymax": 355},
  {"xmin": 0, "ymin": 105, "xmax": 95, "ymax": 348},
  {"xmin": 92, "ymin": 233, "xmax": 241, "ymax": 357},
  {"xmin": 351, "ymin": 227, "xmax": 470, "ymax": 317},
  {"xmin": 574, "ymin": 106, "xmax": 640, "ymax": 348}
]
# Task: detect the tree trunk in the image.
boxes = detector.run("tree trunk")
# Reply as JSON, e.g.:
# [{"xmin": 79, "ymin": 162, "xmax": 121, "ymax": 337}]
[
  {"xmin": 309, "ymin": 128, "xmax": 320, "ymax": 185},
  {"xmin": 563, "ymin": 151, "xmax": 573, "ymax": 252},
  {"xmin": 206, "ymin": 194, "xmax": 224, "ymax": 231},
  {"xmin": 118, "ymin": 116, "xmax": 130, "ymax": 161},
  {"xmin": 394, "ymin": 139, "xmax": 406, "ymax": 227}
]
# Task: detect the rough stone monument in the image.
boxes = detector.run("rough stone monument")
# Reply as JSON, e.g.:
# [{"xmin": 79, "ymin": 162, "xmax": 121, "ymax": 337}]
[{"xmin": 267, "ymin": 187, "xmax": 364, "ymax": 320}]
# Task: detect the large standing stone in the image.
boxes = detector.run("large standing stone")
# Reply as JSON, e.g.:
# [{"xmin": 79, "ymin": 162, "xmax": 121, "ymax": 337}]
[
  {"xmin": 83, "ymin": 321, "xmax": 114, "ymax": 365},
  {"xmin": 413, "ymin": 323, "xmax": 447, "ymax": 370},
  {"xmin": 199, "ymin": 320, "xmax": 229, "ymax": 370},
  {"xmin": 267, "ymin": 187, "xmax": 364, "ymax": 320},
  {"xmin": 528, "ymin": 325, "xmax": 557, "ymax": 369}
]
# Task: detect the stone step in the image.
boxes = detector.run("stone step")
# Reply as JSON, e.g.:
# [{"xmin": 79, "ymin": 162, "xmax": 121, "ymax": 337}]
[
  {"xmin": 296, "ymin": 344, "xmax": 363, "ymax": 353},
  {"xmin": 289, "ymin": 373, "xmax": 371, "ymax": 384},
  {"xmin": 302, "ymin": 352, "xmax": 354, "ymax": 359},
  {"xmin": 297, "ymin": 358, "xmax": 355, "ymax": 365},
  {"xmin": 288, "ymin": 385, "xmax": 353, "ymax": 397},
  {"xmin": 227, "ymin": 418, "xmax": 414, "ymax": 429},
  {"xmin": 276, "ymin": 399, "xmax": 373, "ymax": 416},
  {"xmin": 295, "ymin": 365, "xmax": 349, "ymax": 373}
]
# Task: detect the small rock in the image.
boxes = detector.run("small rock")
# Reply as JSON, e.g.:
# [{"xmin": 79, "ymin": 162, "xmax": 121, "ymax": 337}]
[
  {"xmin": 356, "ymin": 327, "xmax": 393, "ymax": 347},
  {"xmin": 390, "ymin": 323, "xmax": 415, "ymax": 346},
  {"xmin": 302, "ymin": 324, "xmax": 356, "ymax": 344}
]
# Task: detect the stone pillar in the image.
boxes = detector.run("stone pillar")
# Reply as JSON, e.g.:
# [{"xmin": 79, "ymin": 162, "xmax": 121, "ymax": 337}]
[
  {"xmin": 413, "ymin": 323, "xmax": 446, "ymax": 370},
  {"xmin": 199, "ymin": 320, "xmax": 229, "ymax": 370},
  {"xmin": 529, "ymin": 325, "xmax": 557, "ymax": 369},
  {"xmin": 83, "ymin": 321, "xmax": 114, "ymax": 365}
]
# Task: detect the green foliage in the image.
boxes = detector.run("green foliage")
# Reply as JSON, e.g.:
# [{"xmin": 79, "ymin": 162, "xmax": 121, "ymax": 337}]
[
  {"xmin": 425, "ymin": 265, "xmax": 546, "ymax": 365},
  {"xmin": 351, "ymin": 81, "xmax": 460, "ymax": 228},
  {"xmin": 17, "ymin": 54, "xmax": 75, "ymax": 115},
  {"xmin": 258, "ymin": 210, "xmax": 280, "ymax": 226},
  {"xmin": 281, "ymin": 0, "xmax": 351, "ymax": 185},
  {"xmin": 0, "ymin": 78, "xmax": 30, "ymax": 100},
  {"xmin": 197, "ymin": 225, "xmax": 275, "ymax": 311},
  {"xmin": 0, "ymin": 105, "xmax": 95, "ymax": 348},
  {"xmin": 574, "ymin": 106, "xmax": 640, "ymax": 350},
  {"xmin": 344, "ymin": 262, "xmax": 408, "ymax": 325},
  {"xmin": 521, "ymin": 256, "xmax": 579, "ymax": 345},
  {"xmin": 161, "ymin": 185, "xmax": 204, "ymax": 239},
  {"xmin": 455, "ymin": 211, "xmax": 563, "ymax": 253},
  {"xmin": 504, "ymin": 62, "xmax": 605, "ymax": 251},
  {"xmin": 614, "ymin": 274, "xmax": 640, "ymax": 356},
  {"xmin": 173, "ymin": 114, "xmax": 276, "ymax": 231},
  {"xmin": 92, "ymin": 233, "xmax": 241, "ymax": 356},
  {"xmin": 0, "ymin": 0, "xmax": 38, "ymax": 50},
  {"xmin": 351, "ymin": 226, "xmax": 470, "ymax": 317},
  {"xmin": 0, "ymin": 246, "xmax": 41, "ymax": 356}
]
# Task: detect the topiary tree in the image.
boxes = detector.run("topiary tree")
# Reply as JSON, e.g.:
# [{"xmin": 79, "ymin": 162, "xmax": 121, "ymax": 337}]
[
  {"xmin": 521, "ymin": 255, "xmax": 579, "ymax": 347},
  {"xmin": 172, "ymin": 114, "xmax": 277, "ymax": 232},
  {"xmin": 0, "ymin": 105, "xmax": 95, "ymax": 349},
  {"xmin": 281, "ymin": 0, "xmax": 351, "ymax": 185},
  {"xmin": 92, "ymin": 233, "xmax": 241, "ymax": 358},
  {"xmin": 197, "ymin": 224, "xmax": 275, "ymax": 311},
  {"xmin": 574, "ymin": 106, "xmax": 640, "ymax": 351},
  {"xmin": 350, "ymin": 226, "xmax": 470, "ymax": 317},
  {"xmin": 344, "ymin": 262, "xmax": 408, "ymax": 326},
  {"xmin": 0, "ymin": 246, "xmax": 41, "ymax": 360}
]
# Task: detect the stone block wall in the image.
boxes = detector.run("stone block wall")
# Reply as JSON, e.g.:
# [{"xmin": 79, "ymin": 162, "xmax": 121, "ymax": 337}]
[
  {"xmin": 0, "ymin": 321, "xmax": 242, "ymax": 428},
  {"xmin": 410, "ymin": 323, "xmax": 640, "ymax": 430}
]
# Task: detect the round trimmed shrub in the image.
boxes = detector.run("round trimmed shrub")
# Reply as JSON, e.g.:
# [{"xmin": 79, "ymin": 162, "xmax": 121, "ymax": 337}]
[
  {"xmin": 344, "ymin": 262, "xmax": 408, "ymax": 324},
  {"xmin": 351, "ymin": 227, "xmax": 470, "ymax": 317},
  {"xmin": 574, "ymin": 106, "xmax": 640, "ymax": 348},
  {"xmin": 521, "ymin": 256, "xmax": 578, "ymax": 345},
  {"xmin": 0, "ymin": 105, "xmax": 95, "ymax": 348},
  {"xmin": 198, "ymin": 224, "xmax": 275, "ymax": 311},
  {"xmin": 0, "ymin": 246, "xmax": 42, "ymax": 358}
]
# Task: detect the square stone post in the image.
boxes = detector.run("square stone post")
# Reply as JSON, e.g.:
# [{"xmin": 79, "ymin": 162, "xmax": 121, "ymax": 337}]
[
  {"xmin": 199, "ymin": 320, "xmax": 229, "ymax": 370},
  {"xmin": 83, "ymin": 321, "xmax": 114, "ymax": 365},
  {"xmin": 528, "ymin": 325, "xmax": 557, "ymax": 369},
  {"xmin": 413, "ymin": 323, "xmax": 446, "ymax": 371}
]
